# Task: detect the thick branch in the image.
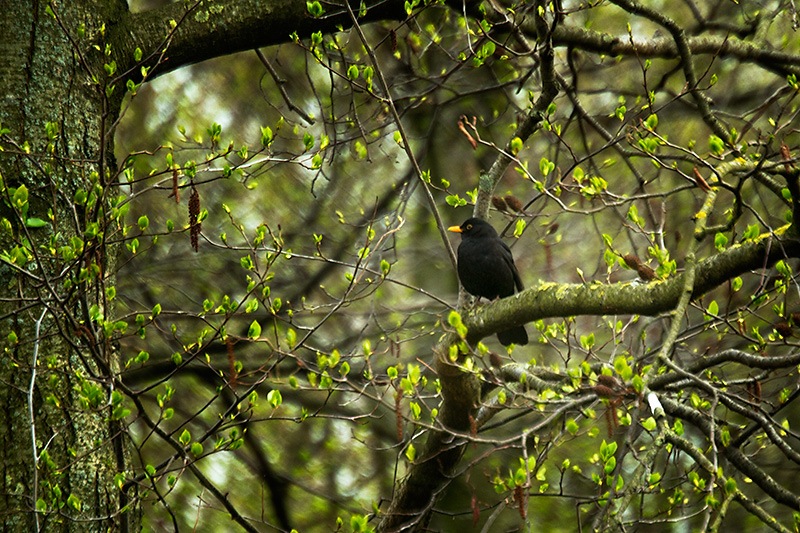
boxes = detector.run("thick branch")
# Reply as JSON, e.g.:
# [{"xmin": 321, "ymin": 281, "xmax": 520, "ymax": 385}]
[
  {"xmin": 117, "ymin": 0, "xmax": 413, "ymax": 81},
  {"xmin": 376, "ymin": 344, "xmax": 481, "ymax": 532},
  {"xmin": 546, "ymin": 25, "xmax": 800, "ymax": 73},
  {"xmin": 463, "ymin": 228, "xmax": 800, "ymax": 344}
]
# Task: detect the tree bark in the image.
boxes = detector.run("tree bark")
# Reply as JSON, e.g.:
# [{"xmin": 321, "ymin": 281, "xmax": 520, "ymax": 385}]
[
  {"xmin": 0, "ymin": 1, "xmax": 134, "ymax": 530},
  {"xmin": 462, "ymin": 227, "xmax": 800, "ymax": 343}
]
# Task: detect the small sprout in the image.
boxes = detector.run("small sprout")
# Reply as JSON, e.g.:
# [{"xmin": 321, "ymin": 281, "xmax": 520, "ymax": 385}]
[
  {"xmin": 248, "ymin": 320, "xmax": 262, "ymax": 339},
  {"xmin": 267, "ymin": 389, "xmax": 282, "ymax": 408}
]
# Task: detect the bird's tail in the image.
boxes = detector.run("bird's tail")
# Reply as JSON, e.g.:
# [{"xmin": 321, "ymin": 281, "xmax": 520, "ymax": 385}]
[{"xmin": 497, "ymin": 326, "xmax": 528, "ymax": 346}]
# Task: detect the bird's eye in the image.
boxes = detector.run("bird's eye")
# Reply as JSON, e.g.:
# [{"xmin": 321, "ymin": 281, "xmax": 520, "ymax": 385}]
[{"xmin": 466, "ymin": 224, "xmax": 472, "ymax": 230}]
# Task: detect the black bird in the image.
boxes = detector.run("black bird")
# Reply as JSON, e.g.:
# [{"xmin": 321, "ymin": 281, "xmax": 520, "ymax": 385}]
[{"xmin": 448, "ymin": 218, "xmax": 528, "ymax": 346}]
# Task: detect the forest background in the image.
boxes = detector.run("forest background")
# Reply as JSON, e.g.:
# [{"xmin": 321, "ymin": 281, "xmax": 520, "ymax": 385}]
[{"xmin": 3, "ymin": 0, "xmax": 800, "ymax": 531}]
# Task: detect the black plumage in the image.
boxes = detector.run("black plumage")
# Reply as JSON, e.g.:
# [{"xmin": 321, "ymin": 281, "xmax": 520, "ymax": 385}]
[{"xmin": 448, "ymin": 218, "xmax": 528, "ymax": 346}]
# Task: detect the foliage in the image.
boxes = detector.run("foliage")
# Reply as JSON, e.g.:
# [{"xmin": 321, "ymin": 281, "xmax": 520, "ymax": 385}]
[{"xmin": 4, "ymin": 0, "xmax": 800, "ymax": 531}]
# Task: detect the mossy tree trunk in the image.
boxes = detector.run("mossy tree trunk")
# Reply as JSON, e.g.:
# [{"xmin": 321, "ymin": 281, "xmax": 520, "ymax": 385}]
[{"xmin": 0, "ymin": 1, "xmax": 135, "ymax": 530}]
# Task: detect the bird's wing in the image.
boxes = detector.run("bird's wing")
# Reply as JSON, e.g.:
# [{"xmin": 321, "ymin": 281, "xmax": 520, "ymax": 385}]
[{"xmin": 499, "ymin": 241, "xmax": 524, "ymax": 292}]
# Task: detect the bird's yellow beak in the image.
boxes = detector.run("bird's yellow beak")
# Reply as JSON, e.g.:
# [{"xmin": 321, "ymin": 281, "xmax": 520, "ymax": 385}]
[{"xmin": 447, "ymin": 225, "xmax": 462, "ymax": 233}]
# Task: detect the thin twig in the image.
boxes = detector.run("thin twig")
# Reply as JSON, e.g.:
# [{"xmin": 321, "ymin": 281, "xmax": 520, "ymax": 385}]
[{"xmin": 255, "ymin": 49, "xmax": 315, "ymax": 125}]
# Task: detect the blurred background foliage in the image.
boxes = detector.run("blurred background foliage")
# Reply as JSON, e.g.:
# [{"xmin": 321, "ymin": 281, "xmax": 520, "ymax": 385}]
[{"xmin": 111, "ymin": 0, "xmax": 800, "ymax": 530}]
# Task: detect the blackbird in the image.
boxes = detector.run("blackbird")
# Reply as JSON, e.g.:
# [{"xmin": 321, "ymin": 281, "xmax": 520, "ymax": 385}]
[{"xmin": 448, "ymin": 218, "xmax": 528, "ymax": 346}]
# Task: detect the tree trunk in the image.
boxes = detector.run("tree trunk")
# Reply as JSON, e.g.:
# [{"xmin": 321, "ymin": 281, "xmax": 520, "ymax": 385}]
[{"xmin": 0, "ymin": 1, "xmax": 138, "ymax": 530}]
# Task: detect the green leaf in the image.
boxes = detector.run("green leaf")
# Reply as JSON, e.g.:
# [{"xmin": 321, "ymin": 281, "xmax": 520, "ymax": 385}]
[
  {"xmin": 13, "ymin": 184, "xmax": 28, "ymax": 208},
  {"xmin": 514, "ymin": 219, "xmax": 526, "ymax": 237},
  {"xmin": 447, "ymin": 310, "xmax": 467, "ymax": 337},
  {"xmin": 286, "ymin": 328, "xmax": 297, "ymax": 349},
  {"xmin": 709, "ymin": 135, "xmax": 725, "ymax": 156},
  {"xmin": 603, "ymin": 248, "xmax": 616, "ymax": 268},
  {"xmin": 267, "ymin": 389, "xmax": 282, "ymax": 408},
  {"xmin": 362, "ymin": 66, "xmax": 373, "ymax": 89},
  {"xmin": 706, "ymin": 300, "xmax": 718, "ymax": 319},
  {"xmin": 742, "ymin": 224, "xmax": 759, "ymax": 241},
  {"xmin": 260, "ymin": 126, "xmax": 274, "ymax": 147},
  {"xmin": 445, "ymin": 194, "xmax": 466, "ymax": 207},
  {"xmin": 25, "ymin": 217, "xmax": 48, "ymax": 228},
  {"xmin": 303, "ymin": 132, "xmax": 314, "ymax": 152},
  {"xmin": 362, "ymin": 339, "xmax": 372, "ymax": 357},
  {"xmin": 690, "ymin": 392, "xmax": 702, "ymax": 408},
  {"xmin": 776, "ymin": 259, "xmax": 792, "ymax": 278},
  {"xmin": 566, "ymin": 418, "xmax": 579, "ymax": 435},
  {"xmin": 248, "ymin": 320, "xmax": 262, "ymax": 339},
  {"xmin": 407, "ymin": 364, "xmax": 420, "ymax": 384},
  {"xmin": 580, "ymin": 333, "xmax": 595, "ymax": 349},
  {"xmin": 306, "ymin": 0, "xmax": 325, "ymax": 16},
  {"xmin": 405, "ymin": 443, "xmax": 416, "ymax": 462},
  {"xmin": 67, "ymin": 493, "xmax": 81, "ymax": 511},
  {"xmin": 604, "ymin": 456, "xmax": 616, "ymax": 474},
  {"xmin": 714, "ymin": 232, "xmax": 728, "ymax": 251},
  {"xmin": 510, "ymin": 137, "xmax": 523, "ymax": 155},
  {"xmin": 641, "ymin": 417, "xmax": 657, "ymax": 431},
  {"xmin": 632, "ymin": 374, "xmax": 643, "ymax": 394},
  {"xmin": 626, "ymin": 204, "xmax": 644, "ymax": 227},
  {"xmin": 539, "ymin": 157, "xmax": 555, "ymax": 177},
  {"xmin": 73, "ymin": 189, "xmax": 87, "ymax": 205}
]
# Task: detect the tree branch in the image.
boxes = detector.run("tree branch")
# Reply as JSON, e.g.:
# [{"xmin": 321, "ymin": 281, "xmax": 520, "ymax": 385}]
[
  {"xmin": 660, "ymin": 396, "xmax": 800, "ymax": 511},
  {"xmin": 117, "ymin": 0, "xmax": 440, "ymax": 82},
  {"xmin": 463, "ymin": 226, "xmax": 800, "ymax": 344},
  {"xmin": 543, "ymin": 25, "xmax": 800, "ymax": 74}
]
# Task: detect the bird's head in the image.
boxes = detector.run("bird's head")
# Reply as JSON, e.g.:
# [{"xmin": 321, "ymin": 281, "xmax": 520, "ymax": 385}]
[{"xmin": 447, "ymin": 217, "xmax": 498, "ymax": 238}]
